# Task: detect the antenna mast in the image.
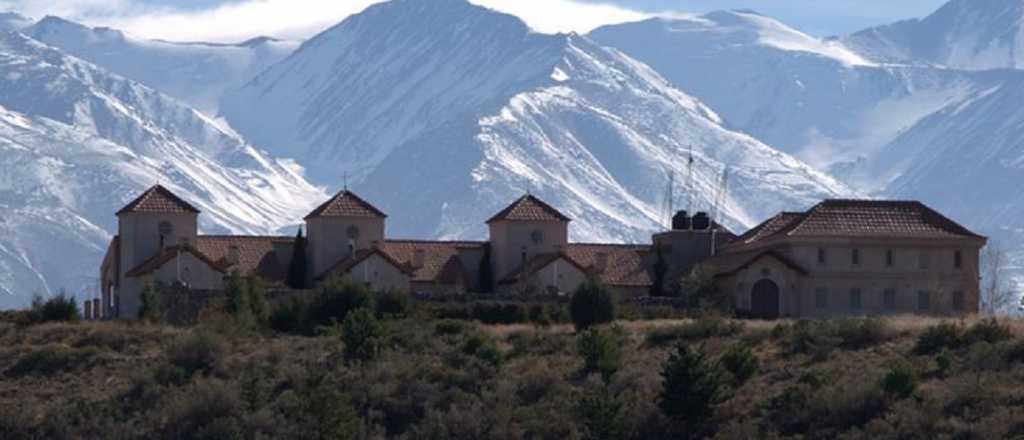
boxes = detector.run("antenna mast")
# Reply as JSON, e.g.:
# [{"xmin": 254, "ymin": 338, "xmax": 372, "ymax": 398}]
[
  {"xmin": 711, "ymin": 166, "xmax": 730, "ymax": 256},
  {"xmin": 686, "ymin": 144, "xmax": 695, "ymax": 215},
  {"xmin": 661, "ymin": 169, "xmax": 675, "ymax": 229}
]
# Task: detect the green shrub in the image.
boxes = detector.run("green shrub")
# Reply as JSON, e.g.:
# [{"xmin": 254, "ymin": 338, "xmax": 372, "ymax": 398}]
[
  {"xmin": 658, "ymin": 343, "xmax": 727, "ymax": 428},
  {"xmin": 166, "ymin": 332, "xmax": 225, "ymax": 379},
  {"xmin": 936, "ymin": 349, "xmax": 953, "ymax": 376},
  {"xmin": 4, "ymin": 346, "xmax": 96, "ymax": 378},
  {"xmin": 645, "ymin": 317, "xmax": 743, "ymax": 347},
  {"xmin": 569, "ymin": 280, "xmax": 616, "ymax": 331},
  {"xmin": 576, "ymin": 327, "xmax": 622, "ymax": 384},
  {"xmin": 576, "ymin": 389, "xmax": 624, "ymax": 440},
  {"xmin": 462, "ymin": 332, "xmax": 503, "ymax": 367},
  {"xmin": 138, "ymin": 283, "xmax": 162, "ymax": 323},
  {"xmin": 914, "ymin": 322, "xmax": 964, "ymax": 355},
  {"xmin": 834, "ymin": 318, "xmax": 890, "ymax": 350},
  {"xmin": 160, "ymin": 381, "xmax": 243, "ymax": 440},
  {"xmin": 434, "ymin": 319, "xmax": 472, "ymax": 336},
  {"xmin": 269, "ymin": 296, "xmax": 309, "ymax": 334},
  {"xmin": 308, "ymin": 278, "xmax": 374, "ymax": 331},
  {"xmin": 342, "ymin": 308, "xmax": 382, "ymax": 363},
  {"xmin": 376, "ymin": 290, "xmax": 410, "ymax": 318},
  {"xmin": 882, "ymin": 364, "xmax": 918, "ymax": 398},
  {"xmin": 29, "ymin": 293, "xmax": 81, "ymax": 324},
  {"xmin": 963, "ymin": 319, "xmax": 1013, "ymax": 345},
  {"xmin": 720, "ymin": 343, "xmax": 759, "ymax": 386}
]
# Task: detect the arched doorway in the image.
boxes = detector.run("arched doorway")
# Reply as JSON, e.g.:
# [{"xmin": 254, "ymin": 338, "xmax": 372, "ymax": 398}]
[{"xmin": 751, "ymin": 279, "xmax": 781, "ymax": 320}]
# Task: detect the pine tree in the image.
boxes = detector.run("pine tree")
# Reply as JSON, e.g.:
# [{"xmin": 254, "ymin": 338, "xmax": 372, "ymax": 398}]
[
  {"xmin": 224, "ymin": 271, "xmax": 251, "ymax": 322},
  {"xmin": 288, "ymin": 228, "xmax": 309, "ymax": 289},
  {"xmin": 659, "ymin": 343, "xmax": 726, "ymax": 433}
]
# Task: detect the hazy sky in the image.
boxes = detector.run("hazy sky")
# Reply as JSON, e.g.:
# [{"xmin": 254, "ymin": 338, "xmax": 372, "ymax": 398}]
[{"xmin": 0, "ymin": 0, "xmax": 950, "ymax": 43}]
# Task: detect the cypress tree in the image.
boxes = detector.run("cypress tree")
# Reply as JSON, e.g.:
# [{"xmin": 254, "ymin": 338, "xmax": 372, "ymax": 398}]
[
  {"xmin": 288, "ymin": 227, "xmax": 309, "ymax": 289},
  {"xmin": 650, "ymin": 244, "xmax": 668, "ymax": 297},
  {"xmin": 478, "ymin": 243, "xmax": 494, "ymax": 294}
]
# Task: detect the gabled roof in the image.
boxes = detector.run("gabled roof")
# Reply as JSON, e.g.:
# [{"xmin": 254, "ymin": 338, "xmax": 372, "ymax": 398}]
[
  {"xmin": 194, "ymin": 236, "xmax": 294, "ymax": 283},
  {"xmin": 733, "ymin": 199, "xmax": 985, "ymax": 246},
  {"xmin": 499, "ymin": 252, "xmax": 590, "ymax": 285},
  {"xmin": 125, "ymin": 245, "xmax": 226, "ymax": 278},
  {"xmin": 305, "ymin": 190, "xmax": 387, "ymax": 220},
  {"xmin": 117, "ymin": 185, "xmax": 200, "ymax": 215},
  {"xmin": 707, "ymin": 250, "xmax": 809, "ymax": 278},
  {"xmin": 565, "ymin": 244, "xmax": 652, "ymax": 287},
  {"xmin": 316, "ymin": 247, "xmax": 414, "ymax": 281},
  {"xmin": 379, "ymin": 240, "xmax": 484, "ymax": 284},
  {"xmin": 486, "ymin": 194, "xmax": 571, "ymax": 224}
]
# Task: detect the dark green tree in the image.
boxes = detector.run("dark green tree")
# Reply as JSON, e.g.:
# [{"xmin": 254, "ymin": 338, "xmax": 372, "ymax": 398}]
[
  {"xmin": 659, "ymin": 343, "xmax": 727, "ymax": 434},
  {"xmin": 569, "ymin": 279, "xmax": 616, "ymax": 332},
  {"xmin": 246, "ymin": 276, "xmax": 269, "ymax": 324},
  {"xmin": 137, "ymin": 283, "xmax": 162, "ymax": 323},
  {"xmin": 650, "ymin": 244, "xmax": 668, "ymax": 297},
  {"xmin": 342, "ymin": 308, "xmax": 382, "ymax": 363},
  {"xmin": 224, "ymin": 271, "xmax": 251, "ymax": 322},
  {"xmin": 287, "ymin": 227, "xmax": 309, "ymax": 289},
  {"xmin": 478, "ymin": 243, "xmax": 494, "ymax": 294}
]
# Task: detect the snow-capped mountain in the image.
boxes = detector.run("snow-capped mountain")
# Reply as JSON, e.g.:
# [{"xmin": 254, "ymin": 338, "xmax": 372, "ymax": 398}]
[
  {"xmin": 589, "ymin": 10, "xmax": 997, "ymax": 184},
  {"xmin": 0, "ymin": 32, "xmax": 324, "ymax": 308},
  {"xmin": 23, "ymin": 16, "xmax": 299, "ymax": 114},
  {"xmin": 845, "ymin": 0, "xmax": 1024, "ymax": 70},
  {"xmin": 221, "ymin": 0, "xmax": 851, "ymax": 243},
  {"xmin": 0, "ymin": 12, "xmax": 30, "ymax": 32}
]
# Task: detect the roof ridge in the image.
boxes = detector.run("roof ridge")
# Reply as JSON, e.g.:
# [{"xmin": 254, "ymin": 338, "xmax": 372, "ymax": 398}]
[
  {"xmin": 486, "ymin": 194, "xmax": 572, "ymax": 224},
  {"xmin": 117, "ymin": 184, "xmax": 201, "ymax": 215},
  {"xmin": 304, "ymin": 190, "xmax": 387, "ymax": 220}
]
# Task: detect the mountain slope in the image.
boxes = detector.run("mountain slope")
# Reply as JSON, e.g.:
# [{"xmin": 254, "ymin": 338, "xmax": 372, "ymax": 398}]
[
  {"xmin": 0, "ymin": 32, "xmax": 324, "ymax": 308},
  {"xmin": 844, "ymin": 0, "xmax": 1024, "ymax": 70},
  {"xmin": 589, "ymin": 11, "xmax": 996, "ymax": 185},
  {"xmin": 23, "ymin": 16, "xmax": 299, "ymax": 114},
  {"xmin": 221, "ymin": 0, "xmax": 851, "ymax": 243}
]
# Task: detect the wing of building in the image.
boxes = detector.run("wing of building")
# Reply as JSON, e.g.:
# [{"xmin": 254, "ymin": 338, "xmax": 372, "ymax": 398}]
[{"xmin": 97, "ymin": 186, "xmax": 985, "ymax": 320}]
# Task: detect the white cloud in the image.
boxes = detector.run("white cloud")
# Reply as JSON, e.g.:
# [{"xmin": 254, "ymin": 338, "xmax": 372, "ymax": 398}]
[{"xmin": 3, "ymin": 0, "xmax": 650, "ymax": 43}]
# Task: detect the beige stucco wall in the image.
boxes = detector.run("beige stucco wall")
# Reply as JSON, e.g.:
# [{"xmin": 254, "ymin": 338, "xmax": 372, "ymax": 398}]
[
  {"xmin": 498, "ymin": 258, "xmax": 586, "ymax": 296},
  {"xmin": 720, "ymin": 238, "xmax": 984, "ymax": 318},
  {"xmin": 489, "ymin": 220, "xmax": 569, "ymax": 280},
  {"xmin": 342, "ymin": 253, "xmax": 410, "ymax": 293},
  {"xmin": 119, "ymin": 252, "xmax": 224, "ymax": 318},
  {"xmin": 116, "ymin": 211, "xmax": 199, "ymax": 319},
  {"xmin": 307, "ymin": 216, "xmax": 386, "ymax": 278}
]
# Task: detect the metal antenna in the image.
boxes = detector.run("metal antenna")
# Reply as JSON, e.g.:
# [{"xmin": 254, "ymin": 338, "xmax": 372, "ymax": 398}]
[
  {"xmin": 661, "ymin": 168, "xmax": 675, "ymax": 229},
  {"xmin": 686, "ymin": 144, "xmax": 695, "ymax": 215}
]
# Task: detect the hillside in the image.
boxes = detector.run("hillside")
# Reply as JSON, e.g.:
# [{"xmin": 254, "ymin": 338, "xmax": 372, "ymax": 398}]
[{"xmin": 2, "ymin": 313, "xmax": 1023, "ymax": 438}]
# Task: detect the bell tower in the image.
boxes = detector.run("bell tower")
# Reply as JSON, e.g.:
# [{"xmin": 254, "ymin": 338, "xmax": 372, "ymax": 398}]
[
  {"xmin": 486, "ymin": 194, "xmax": 571, "ymax": 280},
  {"xmin": 305, "ymin": 190, "xmax": 387, "ymax": 279}
]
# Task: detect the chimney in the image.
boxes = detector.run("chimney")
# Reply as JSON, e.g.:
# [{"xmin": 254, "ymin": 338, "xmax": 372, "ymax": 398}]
[
  {"xmin": 84, "ymin": 300, "xmax": 93, "ymax": 321},
  {"xmin": 595, "ymin": 252, "xmax": 609, "ymax": 273},
  {"xmin": 414, "ymin": 249, "xmax": 426, "ymax": 269},
  {"xmin": 227, "ymin": 245, "xmax": 241, "ymax": 266},
  {"xmin": 92, "ymin": 298, "xmax": 102, "ymax": 320}
]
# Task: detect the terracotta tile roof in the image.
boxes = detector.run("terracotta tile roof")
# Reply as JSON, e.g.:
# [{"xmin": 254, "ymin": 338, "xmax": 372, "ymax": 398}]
[
  {"xmin": 733, "ymin": 200, "xmax": 985, "ymax": 246},
  {"xmin": 316, "ymin": 247, "xmax": 414, "ymax": 281},
  {"xmin": 379, "ymin": 240, "xmax": 484, "ymax": 284},
  {"xmin": 487, "ymin": 194, "xmax": 571, "ymax": 224},
  {"xmin": 305, "ymin": 190, "xmax": 387, "ymax": 220},
  {"xmin": 705, "ymin": 250, "xmax": 809, "ymax": 278},
  {"xmin": 499, "ymin": 252, "xmax": 590, "ymax": 285},
  {"xmin": 125, "ymin": 245, "xmax": 227, "ymax": 278},
  {"xmin": 565, "ymin": 244, "xmax": 652, "ymax": 287},
  {"xmin": 117, "ymin": 185, "xmax": 200, "ymax": 215},
  {"xmin": 194, "ymin": 236, "xmax": 294, "ymax": 283}
]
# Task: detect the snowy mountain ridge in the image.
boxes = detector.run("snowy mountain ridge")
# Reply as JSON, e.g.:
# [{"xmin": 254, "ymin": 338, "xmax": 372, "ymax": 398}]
[{"xmin": 0, "ymin": 31, "xmax": 324, "ymax": 308}]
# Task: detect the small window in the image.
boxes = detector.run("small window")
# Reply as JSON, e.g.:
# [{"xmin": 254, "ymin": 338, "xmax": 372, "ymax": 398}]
[
  {"xmin": 883, "ymin": 289, "xmax": 897, "ymax": 311},
  {"xmin": 918, "ymin": 251, "xmax": 931, "ymax": 270},
  {"xmin": 817, "ymin": 248, "xmax": 827, "ymax": 265},
  {"xmin": 850, "ymin": 288, "xmax": 863, "ymax": 310},
  {"xmin": 954, "ymin": 250, "xmax": 963, "ymax": 269},
  {"xmin": 851, "ymin": 249, "xmax": 861, "ymax": 266},
  {"xmin": 918, "ymin": 291, "xmax": 931, "ymax": 311},
  {"xmin": 815, "ymin": 287, "xmax": 828, "ymax": 309},
  {"xmin": 953, "ymin": 291, "xmax": 966, "ymax": 311},
  {"xmin": 886, "ymin": 250, "xmax": 894, "ymax": 268}
]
